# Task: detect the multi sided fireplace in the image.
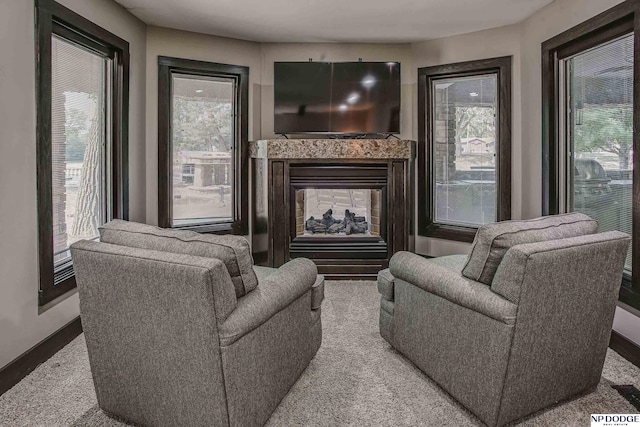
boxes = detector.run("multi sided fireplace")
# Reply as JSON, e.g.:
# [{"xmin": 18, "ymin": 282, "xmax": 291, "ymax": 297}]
[
  {"xmin": 251, "ymin": 139, "xmax": 415, "ymax": 279},
  {"xmin": 286, "ymin": 163, "xmax": 390, "ymax": 271},
  {"xmin": 295, "ymin": 189, "xmax": 381, "ymax": 238}
]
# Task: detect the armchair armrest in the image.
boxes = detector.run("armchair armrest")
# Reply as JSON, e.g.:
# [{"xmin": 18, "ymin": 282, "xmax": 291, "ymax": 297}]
[
  {"xmin": 219, "ymin": 258, "xmax": 318, "ymax": 346},
  {"xmin": 377, "ymin": 268, "xmax": 395, "ymax": 301},
  {"xmin": 311, "ymin": 275, "xmax": 325, "ymax": 310},
  {"xmin": 389, "ymin": 252, "xmax": 517, "ymax": 324}
]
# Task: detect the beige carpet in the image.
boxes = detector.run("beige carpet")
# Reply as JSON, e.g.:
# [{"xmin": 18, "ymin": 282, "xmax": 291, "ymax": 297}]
[{"xmin": 1, "ymin": 281, "xmax": 639, "ymax": 426}]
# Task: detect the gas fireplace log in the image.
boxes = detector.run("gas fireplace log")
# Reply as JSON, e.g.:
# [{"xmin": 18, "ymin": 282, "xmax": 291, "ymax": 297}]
[
  {"xmin": 321, "ymin": 209, "xmax": 339, "ymax": 227},
  {"xmin": 304, "ymin": 209, "xmax": 368, "ymax": 235},
  {"xmin": 305, "ymin": 217, "xmax": 327, "ymax": 233},
  {"xmin": 327, "ymin": 223, "xmax": 344, "ymax": 234}
]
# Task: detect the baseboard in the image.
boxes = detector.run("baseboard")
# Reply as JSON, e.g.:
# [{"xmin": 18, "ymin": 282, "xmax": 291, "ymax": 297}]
[
  {"xmin": 0, "ymin": 316, "xmax": 83, "ymax": 397},
  {"xmin": 609, "ymin": 330, "xmax": 640, "ymax": 369},
  {"xmin": 322, "ymin": 274, "xmax": 379, "ymax": 281}
]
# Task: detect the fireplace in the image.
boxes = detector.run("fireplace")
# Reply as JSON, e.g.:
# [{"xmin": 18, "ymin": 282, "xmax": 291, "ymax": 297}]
[
  {"xmin": 251, "ymin": 139, "xmax": 415, "ymax": 279},
  {"xmin": 286, "ymin": 163, "xmax": 390, "ymax": 270},
  {"xmin": 295, "ymin": 189, "xmax": 381, "ymax": 238}
]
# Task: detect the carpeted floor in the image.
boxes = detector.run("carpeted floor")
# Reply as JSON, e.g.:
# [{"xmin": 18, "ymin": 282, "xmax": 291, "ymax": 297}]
[{"xmin": 1, "ymin": 281, "xmax": 639, "ymax": 426}]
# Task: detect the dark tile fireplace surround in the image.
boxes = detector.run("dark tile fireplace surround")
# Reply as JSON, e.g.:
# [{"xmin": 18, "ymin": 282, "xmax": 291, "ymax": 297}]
[{"xmin": 251, "ymin": 139, "xmax": 415, "ymax": 279}]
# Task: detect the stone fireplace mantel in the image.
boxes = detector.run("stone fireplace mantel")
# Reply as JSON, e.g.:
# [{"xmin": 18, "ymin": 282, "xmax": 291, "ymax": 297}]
[
  {"xmin": 251, "ymin": 138, "xmax": 416, "ymax": 279},
  {"xmin": 249, "ymin": 139, "xmax": 415, "ymax": 160}
]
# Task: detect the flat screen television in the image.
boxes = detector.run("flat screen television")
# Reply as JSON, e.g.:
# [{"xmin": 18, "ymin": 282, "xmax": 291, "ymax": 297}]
[{"xmin": 274, "ymin": 61, "xmax": 400, "ymax": 134}]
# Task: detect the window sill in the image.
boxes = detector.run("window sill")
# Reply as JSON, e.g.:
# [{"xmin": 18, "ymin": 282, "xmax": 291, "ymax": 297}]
[
  {"xmin": 39, "ymin": 285, "xmax": 78, "ymax": 314},
  {"xmin": 170, "ymin": 221, "xmax": 245, "ymax": 235},
  {"xmin": 620, "ymin": 277, "xmax": 640, "ymax": 312},
  {"xmin": 39, "ymin": 274, "xmax": 76, "ymax": 308},
  {"xmin": 419, "ymin": 223, "xmax": 477, "ymax": 243}
]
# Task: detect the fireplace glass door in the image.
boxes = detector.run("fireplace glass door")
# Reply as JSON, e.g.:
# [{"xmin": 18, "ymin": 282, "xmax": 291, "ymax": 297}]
[{"xmin": 295, "ymin": 189, "xmax": 381, "ymax": 238}]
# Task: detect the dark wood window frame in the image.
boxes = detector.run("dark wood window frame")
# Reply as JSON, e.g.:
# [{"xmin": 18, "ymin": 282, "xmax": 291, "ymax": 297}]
[
  {"xmin": 35, "ymin": 0, "xmax": 129, "ymax": 307},
  {"xmin": 157, "ymin": 56, "xmax": 249, "ymax": 235},
  {"xmin": 417, "ymin": 56, "xmax": 512, "ymax": 242},
  {"xmin": 542, "ymin": 0, "xmax": 640, "ymax": 311}
]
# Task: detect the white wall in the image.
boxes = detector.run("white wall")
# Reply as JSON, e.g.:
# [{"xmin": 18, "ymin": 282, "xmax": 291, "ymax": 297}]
[
  {"xmin": 0, "ymin": 0, "xmax": 146, "ymax": 369},
  {"xmin": 138, "ymin": 1, "xmax": 640, "ymax": 346},
  {"xmin": 144, "ymin": 26, "xmax": 262, "ymax": 225},
  {"xmin": 409, "ymin": 0, "xmax": 640, "ymax": 344},
  {"xmin": 3, "ymin": 0, "xmax": 639, "ymax": 371},
  {"xmin": 142, "ymin": 32, "xmax": 414, "ymax": 223}
]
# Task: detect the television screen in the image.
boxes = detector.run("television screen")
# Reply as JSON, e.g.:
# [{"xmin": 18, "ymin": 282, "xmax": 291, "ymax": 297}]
[
  {"xmin": 274, "ymin": 61, "xmax": 400, "ymax": 134},
  {"xmin": 273, "ymin": 62, "xmax": 332, "ymax": 133}
]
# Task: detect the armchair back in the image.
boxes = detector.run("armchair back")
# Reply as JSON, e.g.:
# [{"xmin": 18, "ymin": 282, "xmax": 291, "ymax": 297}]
[
  {"xmin": 489, "ymin": 230, "xmax": 631, "ymax": 425},
  {"xmin": 71, "ymin": 240, "xmax": 234, "ymax": 426}
]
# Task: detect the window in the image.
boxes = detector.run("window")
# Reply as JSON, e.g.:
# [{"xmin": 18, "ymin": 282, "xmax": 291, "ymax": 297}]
[
  {"xmin": 51, "ymin": 36, "xmax": 108, "ymax": 268},
  {"xmin": 542, "ymin": 0, "xmax": 639, "ymax": 310},
  {"xmin": 158, "ymin": 57, "xmax": 248, "ymax": 234},
  {"xmin": 418, "ymin": 57, "xmax": 512, "ymax": 242},
  {"xmin": 566, "ymin": 35, "xmax": 634, "ymax": 273},
  {"xmin": 36, "ymin": 0, "xmax": 129, "ymax": 306}
]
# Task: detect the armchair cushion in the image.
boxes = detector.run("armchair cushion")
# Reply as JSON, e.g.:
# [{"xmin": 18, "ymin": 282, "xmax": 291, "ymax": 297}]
[
  {"xmin": 462, "ymin": 213, "xmax": 598, "ymax": 285},
  {"xmin": 390, "ymin": 252, "xmax": 517, "ymax": 324},
  {"xmin": 219, "ymin": 258, "xmax": 318, "ymax": 346},
  {"xmin": 99, "ymin": 220, "xmax": 258, "ymax": 298}
]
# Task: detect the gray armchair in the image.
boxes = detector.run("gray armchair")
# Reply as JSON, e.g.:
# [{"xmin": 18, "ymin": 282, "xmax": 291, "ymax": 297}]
[
  {"xmin": 71, "ymin": 220, "xmax": 323, "ymax": 427},
  {"xmin": 378, "ymin": 214, "xmax": 630, "ymax": 426}
]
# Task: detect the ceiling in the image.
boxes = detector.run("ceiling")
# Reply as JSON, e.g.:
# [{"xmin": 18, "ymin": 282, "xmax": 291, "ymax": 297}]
[{"xmin": 114, "ymin": 0, "xmax": 554, "ymax": 43}]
